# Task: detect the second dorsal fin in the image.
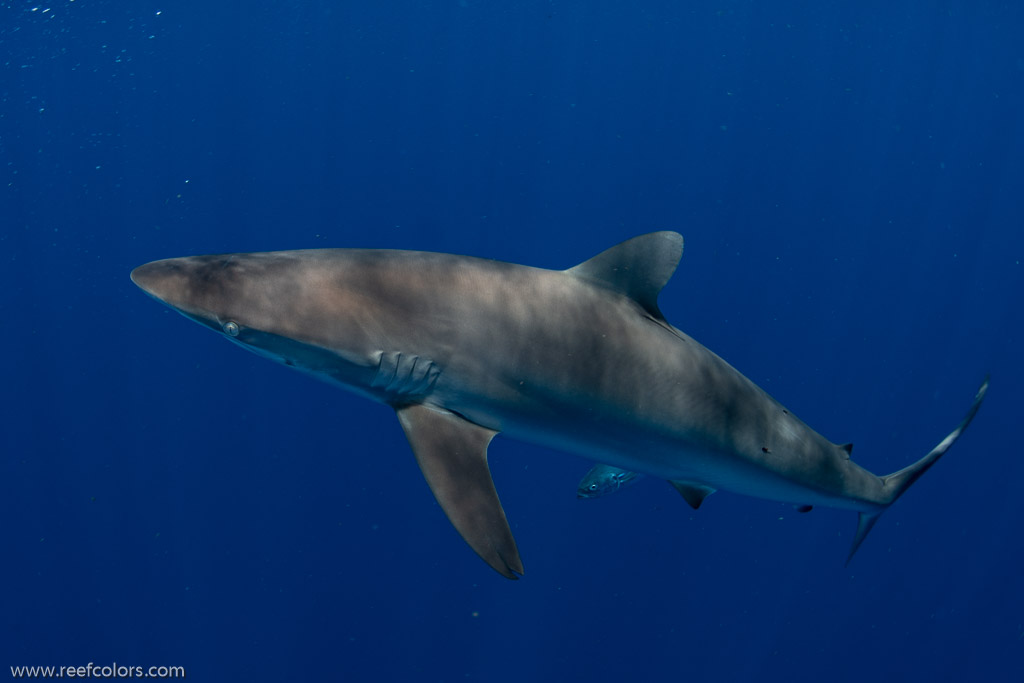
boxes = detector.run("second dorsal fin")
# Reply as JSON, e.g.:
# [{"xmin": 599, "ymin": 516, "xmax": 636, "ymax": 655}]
[{"xmin": 566, "ymin": 232, "xmax": 683, "ymax": 320}]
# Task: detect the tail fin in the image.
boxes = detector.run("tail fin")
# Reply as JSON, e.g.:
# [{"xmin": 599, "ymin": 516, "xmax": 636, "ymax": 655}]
[{"xmin": 846, "ymin": 375, "xmax": 990, "ymax": 565}]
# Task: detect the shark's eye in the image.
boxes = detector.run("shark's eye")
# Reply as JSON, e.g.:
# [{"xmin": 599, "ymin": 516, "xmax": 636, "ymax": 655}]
[{"xmin": 223, "ymin": 321, "xmax": 240, "ymax": 337}]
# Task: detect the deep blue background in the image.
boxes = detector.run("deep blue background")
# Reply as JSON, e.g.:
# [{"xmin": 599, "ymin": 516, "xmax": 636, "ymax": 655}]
[{"xmin": 3, "ymin": 1, "xmax": 1022, "ymax": 681}]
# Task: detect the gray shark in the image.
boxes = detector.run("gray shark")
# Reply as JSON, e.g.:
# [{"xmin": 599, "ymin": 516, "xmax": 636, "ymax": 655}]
[{"xmin": 131, "ymin": 232, "xmax": 988, "ymax": 579}]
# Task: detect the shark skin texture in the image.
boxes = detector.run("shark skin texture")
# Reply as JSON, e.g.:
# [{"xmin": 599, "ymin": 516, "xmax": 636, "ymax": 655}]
[{"xmin": 131, "ymin": 232, "xmax": 988, "ymax": 579}]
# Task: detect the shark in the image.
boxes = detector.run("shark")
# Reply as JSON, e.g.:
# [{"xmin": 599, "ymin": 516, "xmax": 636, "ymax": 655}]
[{"xmin": 131, "ymin": 232, "xmax": 988, "ymax": 579}]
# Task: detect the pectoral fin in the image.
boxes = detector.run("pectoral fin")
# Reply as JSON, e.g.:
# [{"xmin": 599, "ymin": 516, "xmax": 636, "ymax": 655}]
[
  {"xmin": 669, "ymin": 480, "xmax": 716, "ymax": 510},
  {"xmin": 396, "ymin": 404, "xmax": 523, "ymax": 579}
]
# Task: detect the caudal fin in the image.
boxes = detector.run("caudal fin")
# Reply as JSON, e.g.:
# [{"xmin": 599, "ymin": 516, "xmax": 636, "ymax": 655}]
[{"xmin": 846, "ymin": 375, "xmax": 990, "ymax": 565}]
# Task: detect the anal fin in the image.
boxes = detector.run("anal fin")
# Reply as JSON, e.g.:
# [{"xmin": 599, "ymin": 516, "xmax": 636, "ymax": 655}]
[{"xmin": 396, "ymin": 403, "xmax": 523, "ymax": 579}]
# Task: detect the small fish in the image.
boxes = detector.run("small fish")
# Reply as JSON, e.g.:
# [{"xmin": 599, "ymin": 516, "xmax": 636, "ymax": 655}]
[
  {"xmin": 576, "ymin": 464, "xmax": 720, "ymax": 511},
  {"xmin": 577, "ymin": 464, "xmax": 644, "ymax": 498}
]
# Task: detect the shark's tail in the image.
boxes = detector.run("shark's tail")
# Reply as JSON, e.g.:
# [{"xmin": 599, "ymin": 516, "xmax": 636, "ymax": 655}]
[{"xmin": 846, "ymin": 376, "xmax": 990, "ymax": 565}]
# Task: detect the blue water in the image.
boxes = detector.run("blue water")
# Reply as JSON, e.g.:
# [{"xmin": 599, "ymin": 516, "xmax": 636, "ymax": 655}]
[{"xmin": 3, "ymin": 1, "xmax": 1022, "ymax": 680}]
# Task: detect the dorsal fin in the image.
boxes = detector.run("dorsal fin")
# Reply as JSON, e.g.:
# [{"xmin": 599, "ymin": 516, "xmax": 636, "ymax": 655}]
[{"xmin": 566, "ymin": 232, "xmax": 683, "ymax": 320}]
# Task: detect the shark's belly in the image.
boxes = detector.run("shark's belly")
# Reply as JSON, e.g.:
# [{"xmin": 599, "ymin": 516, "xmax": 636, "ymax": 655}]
[
  {"xmin": 452, "ymin": 389, "xmax": 862, "ymax": 508},
  {"xmin": 430, "ymin": 316, "xmax": 863, "ymax": 508}
]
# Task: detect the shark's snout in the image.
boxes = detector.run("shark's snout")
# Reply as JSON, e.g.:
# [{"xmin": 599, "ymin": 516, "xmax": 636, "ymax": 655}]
[
  {"xmin": 130, "ymin": 258, "xmax": 195, "ymax": 309},
  {"xmin": 130, "ymin": 261, "xmax": 163, "ymax": 298}
]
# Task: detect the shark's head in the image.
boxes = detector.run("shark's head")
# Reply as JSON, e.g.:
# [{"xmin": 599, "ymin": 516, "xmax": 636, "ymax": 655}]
[
  {"xmin": 130, "ymin": 252, "xmax": 380, "ymax": 383},
  {"xmin": 131, "ymin": 253, "xmax": 302, "ymax": 337}
]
